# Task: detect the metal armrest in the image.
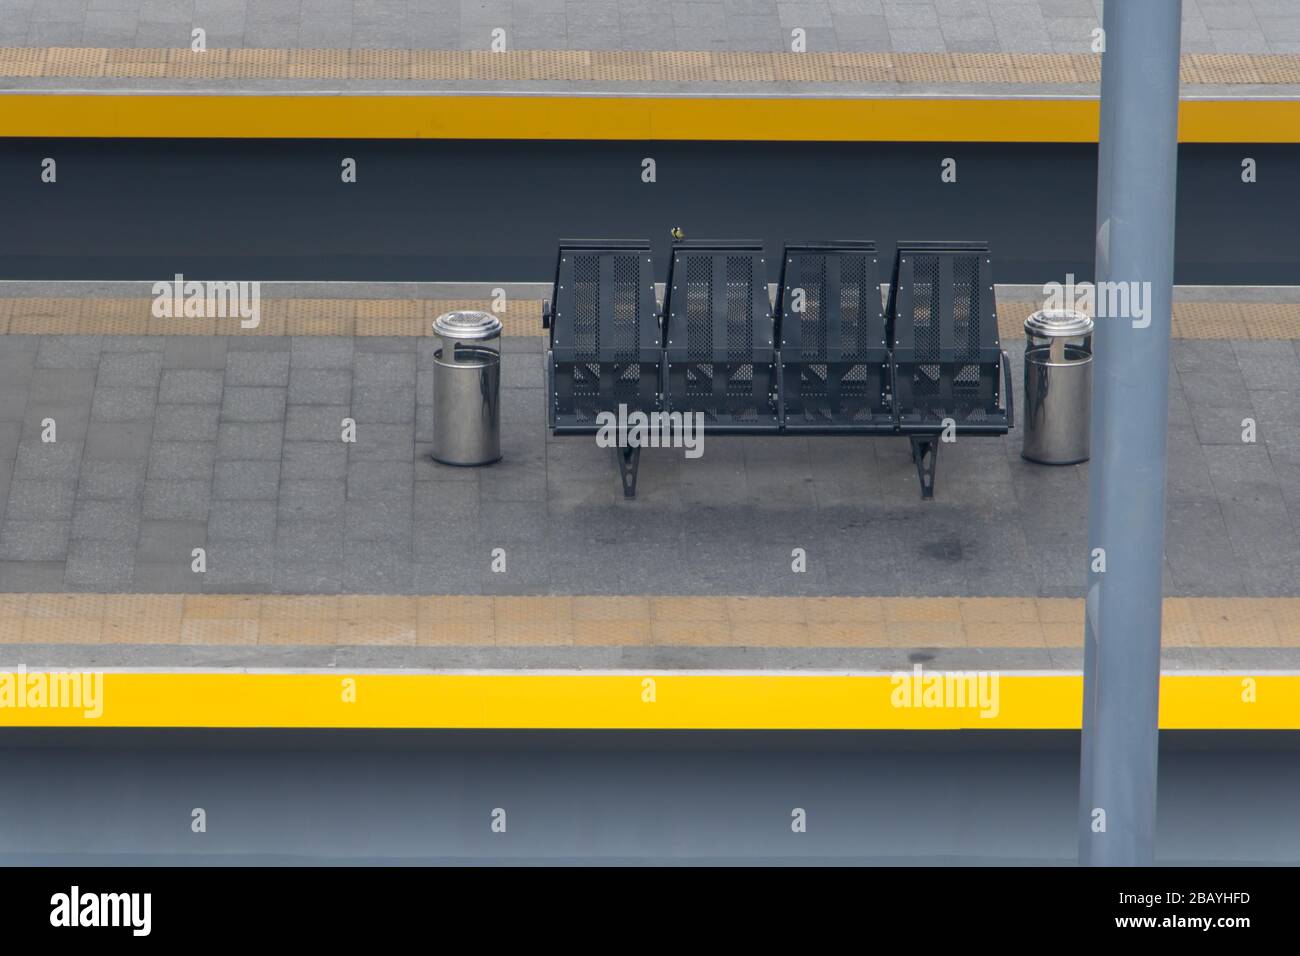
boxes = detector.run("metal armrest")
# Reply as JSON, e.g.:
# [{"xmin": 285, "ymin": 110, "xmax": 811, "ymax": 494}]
[{"xmin": 1001, "ymin": 349, "xmax": 1014, "ymax": 429}]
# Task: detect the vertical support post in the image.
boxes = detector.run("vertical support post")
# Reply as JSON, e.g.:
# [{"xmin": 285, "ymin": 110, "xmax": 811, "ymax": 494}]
[{"xmin": 1079, "ymin": 0, "xmax": 1182, "ymax": 866}]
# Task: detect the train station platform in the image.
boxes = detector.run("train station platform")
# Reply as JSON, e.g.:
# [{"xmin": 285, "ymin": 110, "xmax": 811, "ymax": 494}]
[
  {"xmin": 1, "ymin": 283, "xmax": 1298, "ymax": 729},
  {"xmin": 1, "ymin": 1, "xmax": 1298, "ymax": 141}
]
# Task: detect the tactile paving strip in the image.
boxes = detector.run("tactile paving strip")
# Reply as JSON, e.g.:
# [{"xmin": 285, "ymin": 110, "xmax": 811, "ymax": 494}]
[
  {"xmin": 2, "ymin": 594, "xmax": 1299, "ymax": 649},
  {"xmin": 1, "ymin": 297, "xmax": 1295, "ymax": 339},
  {"xmin": 0, "ymin": 298, "xmax": 544, "ymax": 337},
  {"xmin": 1, "ymin": 49, "xmax": 1295, "ymax": 85}
]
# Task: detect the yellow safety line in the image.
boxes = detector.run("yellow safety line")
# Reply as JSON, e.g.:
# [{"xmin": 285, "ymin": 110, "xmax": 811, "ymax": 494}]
[
  {"xmin": 0, "ymin": 673, "xmax": 1294, "ymax": 730},
  {"xmin": 2, "ymin": 94, "xmax": 1297, "ymax": 142}
]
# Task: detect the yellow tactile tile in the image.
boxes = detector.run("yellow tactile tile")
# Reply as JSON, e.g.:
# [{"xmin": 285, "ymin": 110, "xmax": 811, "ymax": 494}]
[
  {"xmin": 739, "ymin": 620, "xmax": 812, "ymax": 646},
  {"xmin": 0, "ymin": 48, "xmax": 1292, "ymax": 85},
  {"xmin": 180, "ymin": 619, "xmax": 259, "ymax": 645},
  {"xmin": 494, "ymin": 595, "xmax": 573, "ymax": 645},
  {"xmin": 0, "ymin": 594, "xmax": 1298, "ymax": 651},
  {"xmin": 804, "ymin": 596, "xmax": 885, "ymax": 623},
  {"xmin": 960, "ymin": 596, "xmax": 1038, "ymax": 624},
  {"xmin": 182, "ymin": 594, "xmax": 259, "ymax": 620},
  {"xmin": 5, "ymin": 297, "xmax": 1291, "ymax": 340},
  {"xmin": 651, "ymin": 620, "xmax": 733, "ymax": 646},
  {"xmin": 650, "ymin": 597, "xmax": 728, "ymax": 622},
  {"xmin": 1037, "ymin": 597, "xmax": 1084, "ymax": 625},
  {"xmin": 886, "ymin": 621, "xmax": 967, "ymax": 648},
  {"xmin": 258, "ymin": 619, "xmax": 338, "ymax": 645},
  {"xmin": 964, "ymin": 621, "xmax": 1046, "ymax": 648},
  {"xmin": 416, "ymin": 595, "xmax": 494, "ymax": 641},
  {"xmin": 726, "ymin": 596, "xmax": 808, "ymax": 624},
  {"xmin": 804, "ymin": 621, "xmax": 890, "ymax": 647},
  {"xmin": 883, "ymin": 597, "xmax": 963, "ymax": 623}
]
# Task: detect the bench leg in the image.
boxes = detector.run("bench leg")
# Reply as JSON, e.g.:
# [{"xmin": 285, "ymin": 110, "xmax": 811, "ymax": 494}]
[
  {"xmin": 909, "ymin": 435, "xmax": 938, "ymax": 500},
  {"xmin": 616, "ymin": 446, "xmax": 641, "ymax": 498}
]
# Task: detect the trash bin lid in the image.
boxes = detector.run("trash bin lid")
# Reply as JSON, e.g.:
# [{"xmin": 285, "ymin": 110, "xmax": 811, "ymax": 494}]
[
  {"xmin": 1025, "ymin": 308, "xmax": 1094, "ymax": 338},
  {"xmin": 433, "ymin": 310, "xmax": 503, "ymax": 340}
]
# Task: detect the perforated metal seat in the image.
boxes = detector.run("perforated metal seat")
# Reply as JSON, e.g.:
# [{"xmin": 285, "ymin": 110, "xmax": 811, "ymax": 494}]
[
  {"xmin": 888, "ymin": 241, "xmax": 1011, "ymax": 434},
  {"xmin": 662, "ymin": 240, "xmax": 779, "ymax": 432},
  {"xmin": 776, "ymin": 241, "xmax": 893, "ymax": 433},
  {"xmin": 545, "ymin": 240, "xmax": 662, "ymax": 434},
  {"xmin": 886, "ymin": 241, "xmax": 1013, "ymax": 497}
]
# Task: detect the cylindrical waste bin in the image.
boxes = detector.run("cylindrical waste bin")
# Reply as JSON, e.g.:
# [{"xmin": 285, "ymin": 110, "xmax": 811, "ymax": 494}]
[
  {"xmin": 431, "ymin": 310, "xmax": 503, "ymax": 466},
  {"xmin": 1021, "ymin": 309, "xmax": 1094, "ymax": 465}
]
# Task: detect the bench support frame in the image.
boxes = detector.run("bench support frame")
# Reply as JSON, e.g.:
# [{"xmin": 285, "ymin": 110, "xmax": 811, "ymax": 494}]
[
  {"xmin": 909, "ymin": 435, "xmax": 939, "ymax": 499},
  {"xmin": 616, "ymin": 446, "xmax": 641, "ymax": 498}
]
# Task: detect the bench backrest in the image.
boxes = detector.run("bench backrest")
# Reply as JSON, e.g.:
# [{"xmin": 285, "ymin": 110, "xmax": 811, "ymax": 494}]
[
  {"xmin": 663, "ymin": 241, "xmax": 778, "ymax": 430},
  {"xmin": 776, "ymin": 241, "xmax": 892, "ymax": 430},
  {"xmin": 549, "ymin": 240, "xmax": 661, "ymax": 429},
  {"xmin": 887, "ymin": 241, "xmax": 1006, "ymax": 430}
]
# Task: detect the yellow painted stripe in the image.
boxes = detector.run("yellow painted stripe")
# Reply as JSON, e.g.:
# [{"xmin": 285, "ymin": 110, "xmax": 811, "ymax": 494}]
[
  {"xmin": 0, "ymin": 673, "xmax": 1294, "ymax": 730},
  {"xmin": 2, "ymin": 93, "xmax": 1297, "ymax": 143}
]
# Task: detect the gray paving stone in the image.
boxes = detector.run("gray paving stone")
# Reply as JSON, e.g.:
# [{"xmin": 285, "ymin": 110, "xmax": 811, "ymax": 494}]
[
  {"xmin": 136, "ymin": 518, "xmax": 206, "ymax": 564},
  {"xmin": 65, "ymin": 539, "xmax": 135, "ymax": 590},
  {"xmin": 221, "ymin": 386, "xmax": 287, "ymax": 422},
  {"xmin": 77, "ymin": 460, "xmax": 148, "ymax": 501},
  {"xmin": 288, "ymin": 368, "xmax": 353, "ymax": 404},
  {"xmin": 0, "ymin": 423, "xmax": 20, "ymax": 463},
  {"xmin": 70, "ymin": 498, "xmax": 142, "ymax": 542},
  {"xmin": 163, "ymin": 337, "xmax": 229, "ymax": 370},
  {"xmin": 345, "ymin": 498, "xmax": 413, "ymax": 541},
  {"xmin": 212, "ymin": 459, "xmax": 281, "ymax": 500},
  {"xmin": 28, "ymin": 368, "xmax": 97, "ymax": 405},
  {"xmin": 4, "ymin": 479, "xmax": 78, "ymax": 520},
  {"xmin": 227, "ymin": 336, "xmax": 290, "ymax": 351},
  {"xmin": 285, "ymin": 404, "xmax": 349, "ymax": 442},
  {"xmin": 216, "ymin": 422, "xmax": 285, "ymax": 460},
  {"xmin": 97, "ymin": 351, "xmax": 164, "ymax": 387},
  {"xmin": 36, "ymin": 336, "xmax": 103, "ymax": 370},
  {"xmin": 201, "ymin": 541, "xmax": 276, "ymax": 592},
  {"xmin": 83, "ymin": 421, "xmax": 153, "ymax": 460},
  {"xmin": 0, "ymin": 561, "xmax": 65, "ymax": 592},
  {"xmin": 153, "ymin": 403, "xmax": 222, "ymax": 442},
  {"xmin": 0, "ymin": 519, "xmax": 71, "ymax": 561},
  {"xmin": 354, "ymin": 351, "xmax": 417, "ymax": 388},
  {"xmin": 90, "ymin": 386, "xmax": 156, "ymax": 422},
  {"xmin": 343, "ymin": 540, "xmax": 414, "ymax": 593},
  {"xmin": 278, "ymin": 479, "xmax": 345, "ymax": 520},
  {"xmin": 276, "ymin": 518, "xmax": 345, "ymax": 561},
  {"xmin": 147, "ymin": 441, "xmax": 216, "ymax": 481},
  {"xmin": 207, "ymin": 500, "xmax": 278, "ymax": 542},
  {"xmin": 349, "ymin": 423, "xmax": 415, "ymax": 461},
  {"xmin": 290, "ymin": 337, "xmax": 354, "ymax": 369},
  {"xmin": 350, "ymin": 385, "xmax": 415, "ymax": 424},
  {"xmin": 159, "ymin": 369, "xmax": 226, "ymax": 405},
  {"xmin": 225, "ymin": 349, "xmax": 291, "ymax": 387},
  {"xmin": 283, "ymin": 440, "xmax": 349, "ymax": 479},
  {"xmin": 142, "ymin": 479, "xmax": 211, "ymax": 521},
  {"xmin": 346, "ymin": 460, "xmax": 415, "ymax": 500},
  {"xmin": 131, "ymin": 561, "xmax": 205, "ymax": 593},
  {"xmin": 0, "ymin": 350, "xmax": 37, "ymax": 387},
  {"xmin": 14, "ymin": 440, "xmax": 83, "ymax": 481}
]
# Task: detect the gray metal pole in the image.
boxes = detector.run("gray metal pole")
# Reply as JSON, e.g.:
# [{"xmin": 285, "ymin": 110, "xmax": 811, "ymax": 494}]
[{"xmin": 1078, "ymin": 0, "xmax": 1183, "ymax": 866}]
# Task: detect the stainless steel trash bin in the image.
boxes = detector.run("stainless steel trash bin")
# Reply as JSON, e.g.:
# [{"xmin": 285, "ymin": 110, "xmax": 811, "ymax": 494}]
[
  {"xmin": 1022, "ymin": 309, "xmax": 1094, "ymax": 465},
  {"xmin": 431, "ymin": 310, "xmax": 503, "ymax": 466}
]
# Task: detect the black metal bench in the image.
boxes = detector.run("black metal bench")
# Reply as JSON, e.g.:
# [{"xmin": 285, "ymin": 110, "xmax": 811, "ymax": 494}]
[{"xmin": 544, "ymin": 238, "xmax": 1013, "ymax": 499}]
